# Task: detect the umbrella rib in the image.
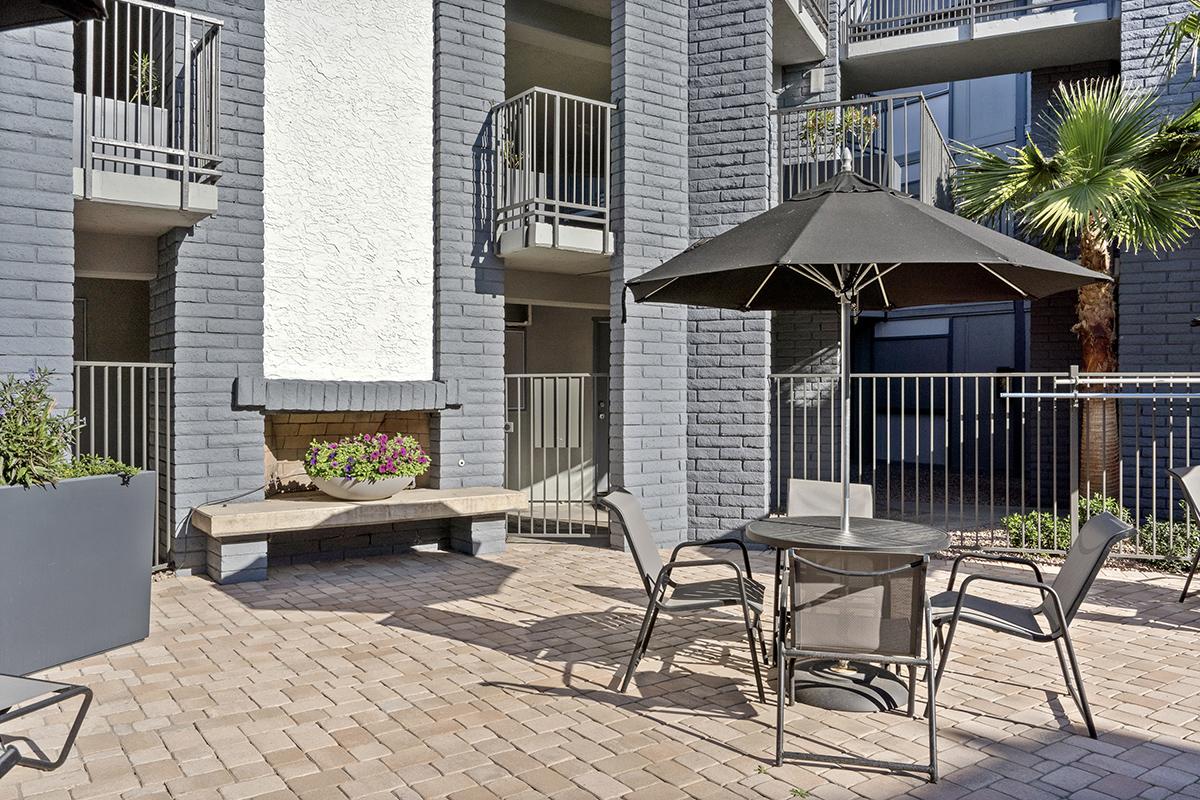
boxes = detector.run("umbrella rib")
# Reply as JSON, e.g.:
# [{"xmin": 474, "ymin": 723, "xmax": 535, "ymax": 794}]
[
  {"xmin": 640, "ymin": 276, "xmax": 680, "ymax": 301},
  {"xmin": 978, "ymin": 263, "xmax": 1030, "ymax": 298},
  {"xmin": 852, "ymin": 262, "xmax": 901, "ymax": 307},
  {"xmin": 742, "ymin": 266, "xmax": 778, "ymax": 310},
  {"xmin": 787, "ymin": 264, "xmax": 838, "ymax": 294}
]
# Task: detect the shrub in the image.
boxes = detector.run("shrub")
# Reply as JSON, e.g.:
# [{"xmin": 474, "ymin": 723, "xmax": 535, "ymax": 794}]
[
  {"xmin": 59, "ymin": 455, "xmax": 140, "ymax": 480},
  {"xmin": 0, "ymin": 369, "xmax": 80, "ymax": 487},
  {"xmin": 1002, "ymin": 494, "xmax": 1199, "ymax": 572},
  {"xmin": 304, "ymin": 433, "xmax": 430, "ymax": 483}
]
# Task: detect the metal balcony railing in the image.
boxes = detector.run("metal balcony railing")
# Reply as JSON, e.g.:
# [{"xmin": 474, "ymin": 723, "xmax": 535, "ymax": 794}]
[
  {"xmin": 841, "ymin": 0, "xmax": 1110, "ymax": 44},
  {"xmin": 801, "ymin": 0, "xmax": 830, "ymax": 33},
  {"xmin": 74, "ymin": 0, "xmax": 222, "ymax": 205},
  {"xmin": 494, "ymin": 87, "xmax": 614, "ymax": 250},
  {"xmin": 776, "ymin": 93, "xmax": 954, "ymax": 209}
]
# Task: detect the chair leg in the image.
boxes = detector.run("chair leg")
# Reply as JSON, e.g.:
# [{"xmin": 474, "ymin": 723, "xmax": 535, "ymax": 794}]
[
  {"xmin": 621, "ymin": 596, "xmax": 659, "ymax": 693},
  {"xmin": 755, "ymin": 614, "xmax": 769, "ymax": 664},
  {"xmin": 1055, "ymin": 632, "xmax": 1098, "ymax": 739},
  {"xmin": 923, "ymin": 619, "xmax": 956, "ymax": 719},
  {"xmin": 1180, "ymin": 547, "xmax": 1200, "ymax": 602},
  {"xmin": 907, "ymin": 664, "xmax": 917, "ymax": 718},
  {"xmin": 638, "ymin": 607, "xmax": 660, "ymax": 660},
  {"xmin": 775, "ymin": 638, "xmax": 786, "ymax": 766},
  {"xmin": 924, "ymin": 610, "xmax": 939, "ymax": 783},
  {"xmin": 740, "ymin": 602, "xmax": 767, "ymax": 703}
]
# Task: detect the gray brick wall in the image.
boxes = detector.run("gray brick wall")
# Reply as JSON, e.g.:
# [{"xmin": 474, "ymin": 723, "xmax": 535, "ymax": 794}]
[
  {"xmin": 0, "ymin": 24, "xmax": 76, "ymax": 406},
  {"xmin": 686, "ymin": 0, "xmax": 774, "ymax": 540},
  {"xmin": 609, "ymin": 0, "xmax": 691, "ymax": 547},
  {"xmin": 428, "ymin": 0, "xmax": 507, "ymax": 492},
  {"xmin": 151, "ymin": 0, "xmax": 266, "ymax": 573}
]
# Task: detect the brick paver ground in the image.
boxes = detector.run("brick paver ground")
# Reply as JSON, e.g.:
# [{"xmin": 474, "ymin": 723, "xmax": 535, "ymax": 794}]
[{"xmin": 5, "ymin": 544, "xmax": 1200, "ymax": 800}]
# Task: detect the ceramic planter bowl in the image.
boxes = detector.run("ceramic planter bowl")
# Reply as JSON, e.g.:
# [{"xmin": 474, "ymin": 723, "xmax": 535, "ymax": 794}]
[{"xmin": 312, "ymin": 474, "xmax": 415, "ymax": 501}]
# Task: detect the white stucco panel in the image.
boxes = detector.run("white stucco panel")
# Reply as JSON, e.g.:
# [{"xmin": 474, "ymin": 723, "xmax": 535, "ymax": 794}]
[{"xmin": 263, "ymin": 0, "xmax": 434, "ymax": 381}]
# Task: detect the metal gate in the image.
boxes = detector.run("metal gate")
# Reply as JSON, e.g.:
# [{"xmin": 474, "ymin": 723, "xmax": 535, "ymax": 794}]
[
  {"xmin": 504, "ymin": 374, "xmax": 609, "ymax": 537},
  {"xmin": 771, "ymin": 369, "xmax": 1200, "ymax": 559},
  {"xmin": 73, "ymin": 361, "xmax": 173, "ymax": 570}
]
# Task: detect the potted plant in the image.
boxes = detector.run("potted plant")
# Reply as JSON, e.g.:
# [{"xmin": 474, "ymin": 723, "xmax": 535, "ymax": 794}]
[
  {"xmin": 305, "ymin": 433, "xmax": 430, "ymax": 501},
  {"xmin": 0, "ymin": 370, "xmax": 155, "ymax": 676}
]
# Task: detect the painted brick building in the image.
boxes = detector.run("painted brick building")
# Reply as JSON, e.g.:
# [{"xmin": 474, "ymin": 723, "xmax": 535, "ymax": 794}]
[{"xmin": 0, "ymin": 0, "xmax": 1195, "ymax": 581}]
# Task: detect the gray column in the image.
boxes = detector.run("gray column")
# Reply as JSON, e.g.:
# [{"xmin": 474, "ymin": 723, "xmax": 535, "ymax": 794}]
[
  {"xmin": 0, "ymin": 24, "xmax": 76, "ymax": 406},
  {"xmin": 428, "ymin": 0, "xmax": 507, "ymax": 495},
  {"xmin": 152, "ymin": 0, "xmax": 266, "ymax": 573},
  {"xmin": 686, "ymin": 0, "xmax": 774, "ymax": 539},
  {"xmin": 609, "ymin": 0, "xmax": 692, "ymax": 547}
]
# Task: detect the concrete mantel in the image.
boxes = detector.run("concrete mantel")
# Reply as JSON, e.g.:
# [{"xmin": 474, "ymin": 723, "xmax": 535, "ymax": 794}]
[{"xmin": 235, "ymin": 377, "xmax": 459, "ymax": 413}]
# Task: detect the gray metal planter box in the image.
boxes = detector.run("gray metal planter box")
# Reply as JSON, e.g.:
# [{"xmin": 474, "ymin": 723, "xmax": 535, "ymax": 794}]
[{"xmin": 0, "ymin": 472, "xmax": 155, "ymax": 675}]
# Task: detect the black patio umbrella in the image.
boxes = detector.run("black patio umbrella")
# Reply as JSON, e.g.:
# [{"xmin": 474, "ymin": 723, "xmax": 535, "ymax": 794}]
[
  {"xmin": 627, "ymin": 165, "xmax": 1109, "ymax": 531},
  {"xmin": 1, "ymin": 0, "xmax": 106, "ymax": 31}
]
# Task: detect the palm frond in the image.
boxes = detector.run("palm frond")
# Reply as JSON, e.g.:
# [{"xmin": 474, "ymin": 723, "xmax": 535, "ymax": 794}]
[
  {"xmin": 1155, "ymin": 0, "xmax": 1200, "ymax": 80},
  {"xmin": 953, "ymin": 139, "xmax": 1059, "ymax": 221}
]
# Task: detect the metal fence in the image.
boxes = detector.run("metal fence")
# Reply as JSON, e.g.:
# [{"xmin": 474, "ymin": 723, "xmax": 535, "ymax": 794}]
[
  {"xmin": 841, "ymin": 0, "xmax": 1111, "ymax": 44},
  {"xmin": 776, "ymin": 93, "xmax": 954, "ymax": 209},
  {"xmin": 73, "ymin": 361, "xmax": 173, "ymax": 570},
  {"xmin": 504, "ymin": 374, "xmax": 609, "ymax": 538},
  {"xmin": 74, "ymin": 0, "xmax": 222, "ymax": 201},
  {"xmin": 493, "ymin": 87, "xmax": 614, "ymax": 250},
  {"xmin": 771, "ymin": 369, "xmax": 1200, "ymax": 559}
]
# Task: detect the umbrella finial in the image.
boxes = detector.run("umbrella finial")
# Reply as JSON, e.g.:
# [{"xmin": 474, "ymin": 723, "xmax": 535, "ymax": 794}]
[{"xmin": 840, "ymin": 147, "xmax": 853, "ymax": 174}]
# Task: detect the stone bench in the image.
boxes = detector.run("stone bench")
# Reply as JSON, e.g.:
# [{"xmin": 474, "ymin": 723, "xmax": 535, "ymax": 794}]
[{"xmin": 191, "ymin": 487, "xmax": 526, "ymax": 584}]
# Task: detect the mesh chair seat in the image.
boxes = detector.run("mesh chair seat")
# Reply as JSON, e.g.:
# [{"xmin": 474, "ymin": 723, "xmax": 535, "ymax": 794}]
[
  {"xmin": 666, "ymin": 576, "xmax": 765, "ymax": 613},
  {"xmin": 930, "ymin": 590, "xmax": 1044, "ymax": 639}
]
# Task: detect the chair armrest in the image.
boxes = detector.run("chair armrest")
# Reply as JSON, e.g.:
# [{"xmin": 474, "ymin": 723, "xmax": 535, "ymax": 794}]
[
  {"xmin": 951, "ymin": 573, "xmax": 1067, "ymax": 637},
  {"xmin": 650, "ymin": 558, "xmax": 752, "ymax": 607},
  {"xmin": 670, "ymin": 538, "xmax": 754, "ymax": 582},
  {"xmin": 947, "ymin": 551, "xmax": 1044, "ymax": 591}
]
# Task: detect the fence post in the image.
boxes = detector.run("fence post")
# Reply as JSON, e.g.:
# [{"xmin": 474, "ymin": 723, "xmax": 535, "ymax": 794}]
[{"xmin": 1069, "ymin": 364, "xmax": 1080, "ymax": 543}]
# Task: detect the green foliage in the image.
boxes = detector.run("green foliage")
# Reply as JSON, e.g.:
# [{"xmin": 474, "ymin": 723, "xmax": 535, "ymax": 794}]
[
  {"xmin": 0, "ymin": 369, "xmax": 80, "ymax": 488},
  {"xmin": 129, "ymin": 52, "xmax": 160, "ymax": 104},
  {"xmin": 1156, "ymin": 0, "xmax": 1200, "ymax": 81},
  {"xmin": 1002, "ymin": 494, "xmax": 1200, "ymax": 572},
  {"xmin": 803, "ymin": 106, "xmax": 879, "ymax": 152},
  {"xmin": 955, "ymin": 78, "xmax": 1200, "ymax": 255},
  {"xmin": 58, "ymin": 455, "xmax": 140, "ymax": 480},
  {"xmin": 304, "ymin": 433, "xmax": 430, "ymax": 483}
]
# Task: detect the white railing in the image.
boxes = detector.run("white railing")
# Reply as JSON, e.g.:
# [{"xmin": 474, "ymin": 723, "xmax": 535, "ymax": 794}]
[
  {"xmin": 841, "ymin": 0, "xmax": 1115, "ymax": 44},
  {"xmin": 494, "ymin": 87, "xmax": 614, "ymax": 250},
  {"xmin": 776, "ymin": 93, "xmax": 954, "ymax": 208},
  {"xmin": 73, "ymin": 361, "xmax": 173, "ymax": 570},
  {"xmin": 75, "ymin": 0, "xmax": 222, "ymax": 204}
]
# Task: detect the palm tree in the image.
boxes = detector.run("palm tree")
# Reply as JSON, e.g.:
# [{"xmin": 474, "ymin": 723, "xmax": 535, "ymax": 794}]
[
  {"xmin": 1159, "ymin": 0, "xmax": 1200, "ymax": 81},
  {"xmin": 955, "ymin": 78, "xmax": 1200, "ymax": 495}
]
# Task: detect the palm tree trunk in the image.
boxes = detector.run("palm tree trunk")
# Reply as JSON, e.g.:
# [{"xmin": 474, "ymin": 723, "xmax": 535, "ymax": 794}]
[{"xmin": 1073, "ymin": 227, "xmax": 1119, "ymax": 499}]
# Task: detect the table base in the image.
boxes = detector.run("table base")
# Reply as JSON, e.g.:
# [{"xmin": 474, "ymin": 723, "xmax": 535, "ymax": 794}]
[{"xmin": 791, "ymin": 660, "xmax": 909, "ymax": 713}]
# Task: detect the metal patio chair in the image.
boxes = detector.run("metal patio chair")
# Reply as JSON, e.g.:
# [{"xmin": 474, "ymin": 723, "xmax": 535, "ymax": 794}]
[
  {"xmin": 930, "ymin": 511, "xmax": 1133, "ymax": 738},
  {"xmin": 771, "ymin": 479, "xmax": 875, "ymax": 663},
  {"xmin": 776, "ymin": 548, "xmax": 938, "ymax": 781},
  {"xmin": 1169, "ymin": 465, "xmax": 1200, "ymax": 602},
  {"xmin": 0, "ymin": 674, "xmax": 92, "ymax": 781},
  {"xmin": 596, "ymin": 488, "xmax": 767, "ymax": 703}
]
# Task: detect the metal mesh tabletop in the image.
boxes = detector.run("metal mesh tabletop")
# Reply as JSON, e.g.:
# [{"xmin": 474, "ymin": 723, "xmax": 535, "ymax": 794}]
[{"xmin": 745, "ymin": 516, "xmax": 949, "ymax": 553}]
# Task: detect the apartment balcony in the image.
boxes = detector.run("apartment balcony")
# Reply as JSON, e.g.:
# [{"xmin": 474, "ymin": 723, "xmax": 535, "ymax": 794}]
[
  {"xmin": 494, "ymin": 87, "xmax": 615, "ymax": 275},
  {"xmin": 71, "ymin": 0, "xmax": 222, "ymax": 236},
  {"xmin": 777, "ymin": 93, "xmax": 955, "ymax": 209},
  {"xmin": 839, "ymin": 0, "xmax": 1120, "ymax": 94},
  {"xmin": 775, "ymin": 0, "xmax": 829, "ymax": 64}
]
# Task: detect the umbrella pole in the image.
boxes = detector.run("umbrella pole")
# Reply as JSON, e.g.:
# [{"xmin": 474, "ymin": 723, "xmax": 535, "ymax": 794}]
[{"xmin": 840, "ymin": 295, "xmax": 852, "ymax": 534}]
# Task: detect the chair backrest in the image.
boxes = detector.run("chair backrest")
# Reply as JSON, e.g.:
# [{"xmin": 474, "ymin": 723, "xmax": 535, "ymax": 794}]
[
  {"xmin": 789, "ymin": 550, "xmax": 926, "ymax": 658},
  {"xmin": 787, "ymin": 479, "xmax": 874, "ymax": 518},
  {"xmin": 596, "ymin": 488, "xmax": 664, "ymax": 597},
  {"xmin": 1046, "ymin": 511, "xmax": 1133, "ymax": 629},
  {"xmin": 1170, "ymin": 465, "xmax": 1200, "ymax": 521}
]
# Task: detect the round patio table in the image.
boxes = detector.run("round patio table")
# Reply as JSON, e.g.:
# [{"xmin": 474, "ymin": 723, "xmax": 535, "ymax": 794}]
[{"xmin": 745, "ymin": 515, "xmax": 949, "ymax": 712}]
